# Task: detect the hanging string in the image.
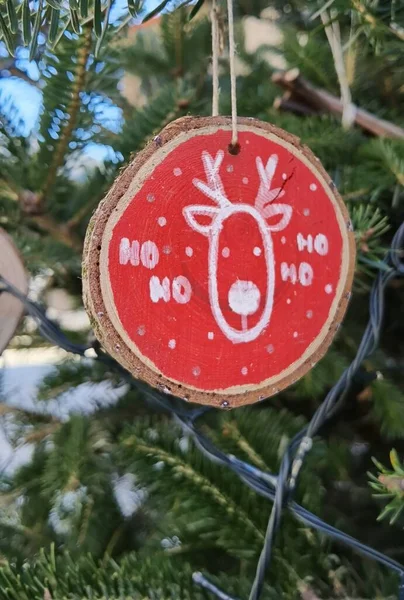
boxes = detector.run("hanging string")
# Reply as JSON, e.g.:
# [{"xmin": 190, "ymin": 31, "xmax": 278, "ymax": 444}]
[
  {"xmin": 211, "ymin": 0, "xmax": 220, "ymax": 117},
  {"xmin": 227, "ymin": 0, "xmax": 238, "ymax": 149},
  {"xmin": 321, "ymin": 9, "xmax": 356, "ymax": 130},
  {"xmin": 211, "ymin": 0, "xmax": 238, "ymax": 149}
]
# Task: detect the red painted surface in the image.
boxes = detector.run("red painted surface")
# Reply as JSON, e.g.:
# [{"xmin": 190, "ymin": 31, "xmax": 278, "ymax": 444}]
[{"xmin": 107, "ymin": 129, "xmax": 345, "ymax": 392}]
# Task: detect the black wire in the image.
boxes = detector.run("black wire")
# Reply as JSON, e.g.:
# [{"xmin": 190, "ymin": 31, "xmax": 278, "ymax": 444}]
[
  {"xmin": 246, "ymin": 221, "xmax": 404, "ymax": 600},
  {"xmin": 172, "ymin": 414, "xmax": 404, "ymax": 574},
  {"xmin": 0, "ymin": 221, "xmax": 403, "ymax": 600},
  {"xmin": 0, "ymin": 276, "xmax": 89, "ymax": 355},
  {"xmin": 193, "ymin": 572, "xmax": 240, "ymax": 600}
]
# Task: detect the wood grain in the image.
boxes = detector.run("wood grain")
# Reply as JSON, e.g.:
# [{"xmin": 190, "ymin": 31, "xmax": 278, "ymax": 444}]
[{"xmin": 0, "ymin": 229, "xmax": 28, "ymax": 355}]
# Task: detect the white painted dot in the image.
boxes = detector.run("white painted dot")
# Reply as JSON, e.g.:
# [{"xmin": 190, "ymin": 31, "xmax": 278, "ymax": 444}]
[
  {"xmin": 266, "ymin": 344, "xmax": 274, "ymax": 354},
  {"xmin": 306, "ymin": 310, "xmax": 313, "ymax": 319},
  {"xmin": 228, "ymin": 280, "xmax": 261, "ymax": 316},
  {"xmin": 137, "ymin": 325, "xmax": 145, "ymax": 336},
  {"xmin": 222, "ymin": 247, "xmax": 230, "ymax": 258},
  {"xmin": 208, "ymin": 332, "xmax": 214, "ymax": 340},
  {"xmin": 281, "ymin": 236, "xmax": 286, "ymax": 244},
  {"xmin": 185, "ymin": 246, "xmax": 193, "ymax": 257},
  {"xmin": 325, "ymin": 284, "xmax": 333, "ymax": 294},
  {"xmin": 192, "ymin": 366, "xmax": 201, "ymax": 377},
  {"xmin": 226, "ymin": 164, "xmax": 234, "ymax": 173},
  {"xmin": 282, "ymin": 173, "xmax": 287, "ymax": 180},
  {"xmin": 158, "ymin": 216, "xmax": 167, "ymax": 227},
  {"xmin": 310, "ymin": 183, "xmax": 317, "ymax": 191},
  {"xmin": 147, "ymin": 193, "xmax": 155, "ymax": 203},
  {"xmin": 286, "ymin": 298, "xmax": 291, "ymax": 305},
  {"xmin": 173, "ymin": 168, "xmax": 182, "ymax": 176},
  {"xmin": 168, "ymin": 339, "xmax": 176, "ymax": 349},
  {"xmin": 163, "ymin": 245, "xmax": 171, "ymax": 254},
  {"xmin": 242, "ymin": 177, "xmax": 249, "ymax": 184},
  {"xmin": 293, "ymin": 331, "xmax": 298, "ymax": 338},
  {"xmin": 253, "ymin": 246, "xmax": 262, "ymax": 256},
  {"xmin": 303, "ymin": 208, "xmax": 310, "ymax": 216},
  {"xmin": 241, "ymin": 366, "xmax": 248, "ymax": 376}
]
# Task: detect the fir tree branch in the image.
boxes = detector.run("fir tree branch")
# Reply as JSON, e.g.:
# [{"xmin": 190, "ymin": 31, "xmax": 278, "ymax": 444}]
[
  {"xmin": 351, "ymin": 0, "xmax": 404, "ymax": 42},
  {"xmin": 0, "ymin": 521, "xmax": 48, "ymax": 544},
  {"xmin": 126, "ymin": 435, "xmax": 265, "ymax": 544},
  {"xmin": 297, "ymin": 583, "xmax": 323, "ymax": 600},
  {"xmin": 378, "ymin": 474, "xmax": 404, "ymax": 493},
  {"xmin": 0, "ymin": 549, "xmax": 214, "ymax": 599},
  {"xmin": 369, "ymin": 451, "xmax": 404, "ymax": 525},
  {"xmin": 17, "ymin": 28, "xmax": 94, "ymax": 252},
  {"xmin": 0, "ymin": 403, "xmax": 61, "ymax": 425},
  {"xmin": 78, "ymin": 495, "xmax": 94, "ymax": 547},
  {"xmin": 0, "ymin": 491, "xmax": 19, "ymax": 509},
  {"xmin": 102, "ymin": 522, "xmax": 125, "ymax": 561},
  {"xmin": 6, "ymin": 66, "xmax": 41, "ymax": 87},
  {"xmin": 66, "ymin": 201, "xmax": 95, "ymax": 230},
  {"xmin": 40, "ymin": 25, "xmax": 92, "ymax": 203},
  {"xmin": 0, "ymin": 403, "xmax": 18, "ymax": 416},
  {"xmin": 351, "ymin": 0, "xmax": 378, "ymax": 28},
  {"xmin": 221, "ymin": 421, "xmax": 268, "ymax": 472},
  {"xmin": 342, "ymin": 187, "xmax": 371, "ymax": 200},
  {"xmin": 23, "ymin": 423, "xmax": 61, "ymax": 444},
  {"xmin": 28, "ymin": 214, "xmax": 83, "ymax": 252}
]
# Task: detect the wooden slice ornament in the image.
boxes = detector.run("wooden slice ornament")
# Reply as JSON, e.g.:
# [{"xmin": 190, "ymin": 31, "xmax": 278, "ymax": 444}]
[
  {"xmin": 83, "ymin": 116, "xmax": 355, "ymax": 408},
  {"xmin": 0, "ymin": 229, "xmax": 28, "ymax": 355}
]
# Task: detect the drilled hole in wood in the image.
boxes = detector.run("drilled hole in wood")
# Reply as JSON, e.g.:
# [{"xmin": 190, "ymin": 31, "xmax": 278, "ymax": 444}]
[{"xmin": 228, "ymin": 142, "xmax": 240, "ymax": 156}]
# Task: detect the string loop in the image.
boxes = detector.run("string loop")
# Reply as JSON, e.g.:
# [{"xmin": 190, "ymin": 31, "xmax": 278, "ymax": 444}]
[
  {"xmin": 211, "ymin": 0, "xmax": 220, "ymax": 117},
  {"xmin": 227, "ymin": 0, "xmax": 238, "ymax": 148},
  {"xmin": 211, "ymin": 0, "xmax": 238, "ymax": 150}
]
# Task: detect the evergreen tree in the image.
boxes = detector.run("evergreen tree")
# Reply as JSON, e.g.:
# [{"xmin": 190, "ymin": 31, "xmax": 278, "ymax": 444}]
[{"xmin": 1, "ymin": 1, "xmax": 404, "ymax": 598}]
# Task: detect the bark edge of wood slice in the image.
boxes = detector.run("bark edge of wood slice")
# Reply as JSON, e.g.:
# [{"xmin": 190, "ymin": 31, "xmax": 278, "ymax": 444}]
[
  {"xmin": 0, "ymin": 229, "xmax": 28, "ymax": 355},
  {"xmin": 82, "ymin": 116, "xmax": 356, "ymax": 408}
]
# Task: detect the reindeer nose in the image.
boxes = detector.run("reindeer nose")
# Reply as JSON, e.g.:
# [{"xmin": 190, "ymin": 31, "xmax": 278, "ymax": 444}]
[{"xmin": 228, "ymin": 280, "xmax": 261, "ymax": 316}]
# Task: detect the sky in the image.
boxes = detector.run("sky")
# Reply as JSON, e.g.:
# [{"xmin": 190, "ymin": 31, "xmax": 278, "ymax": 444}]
[{"xmin": 0, "ymin": 0, "xmax": 157, "ymax": 141}]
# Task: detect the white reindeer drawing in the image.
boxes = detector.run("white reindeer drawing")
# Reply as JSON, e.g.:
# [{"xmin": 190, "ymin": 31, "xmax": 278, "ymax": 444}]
[{"xmin": 183, "ymin": 150, "xmax": 292, "ymax": 344}]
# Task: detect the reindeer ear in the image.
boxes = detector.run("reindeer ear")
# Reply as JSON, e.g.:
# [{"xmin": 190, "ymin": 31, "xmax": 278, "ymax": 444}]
[
  {"xmin": 183, "ymin": 205, "xmax": 220, "ymax": 236},
  {"xmin": 256, "ymin": 155, "xmax": 279, "ymax": 189},
  {"xmin": 263, "ymin": 203, "xmax": 292, "ymax": 232}
]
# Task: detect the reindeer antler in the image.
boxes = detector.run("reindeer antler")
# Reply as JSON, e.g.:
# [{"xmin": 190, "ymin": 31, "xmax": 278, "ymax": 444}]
[
  {"xmin": 193, "ymin": 150, "xmax": 230, "ymax": 207},
  {"xmin": 255, "ymin": 155, "xmax": 285, "ymax": 213}
]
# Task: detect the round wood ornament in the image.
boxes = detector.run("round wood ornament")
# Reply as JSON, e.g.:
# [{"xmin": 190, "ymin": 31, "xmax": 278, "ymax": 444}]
[
  {"xmin": 83, "ymin": 116, "xmax": 355, "ymax": 408},
  {"xmin": 0, "ymin": 229, "xmax": 28, "ymax": 355}
]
